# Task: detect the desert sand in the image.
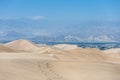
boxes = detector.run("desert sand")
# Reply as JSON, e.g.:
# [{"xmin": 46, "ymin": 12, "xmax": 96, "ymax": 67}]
[{"xmin": 0, "ymin": 39, "xmax": 120, "ymax": 80}]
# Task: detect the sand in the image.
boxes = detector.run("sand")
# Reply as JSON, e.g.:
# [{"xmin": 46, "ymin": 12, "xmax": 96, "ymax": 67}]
[
  {"xmin": 53, "ymin": 44, "xmax": 78, "ymax": 50},
  {"xmin": 5, "ymin": 39, "xmax": 40, "ymax": 51},
  {"xmin": 0, "ymin": 44, "xmax": 18, "ymax": 52},
  {"xmin": 0, "ymin": 39, "xmax": 120, "ymax": 80}
]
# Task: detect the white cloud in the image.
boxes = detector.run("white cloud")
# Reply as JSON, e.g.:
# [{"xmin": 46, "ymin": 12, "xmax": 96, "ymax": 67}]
[
  {"xmin": 0, "ymin": 16, "xmax": 45, "ymax": 20},
  {"xmin": 26, "ymin": 16, "xmax": 45, "ymax": 20}
]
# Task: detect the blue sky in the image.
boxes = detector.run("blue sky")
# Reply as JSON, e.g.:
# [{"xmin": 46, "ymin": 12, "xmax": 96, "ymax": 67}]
[
  {"xmin": 0, "ymin": 0, "xmax": 120, "ymax": 38},
  {"xmin": 0, "ymin": 0, "xmax": 120, "ymax": 21}
]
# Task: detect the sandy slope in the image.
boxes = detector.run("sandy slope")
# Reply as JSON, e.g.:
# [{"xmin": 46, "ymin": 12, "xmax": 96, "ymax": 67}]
[
  {"xmin": 51, "ymin": 62, "xmax": 120, "ymax": 80},
  {"xmin": 53, "ymin": 44, "xmax": 78, "ymax": 50},
  {"xmin": 102, "ymin": 48, "xmax": 120, "ymax": 63},
  {"xmin": 0, "ymin": 44, "xmax": 18, "ymax": 52},
  {"xmin": 5, "ymin": 39, "xmax": 40, "ymax": 51},
  {"xmin": 0, "ymin": 39, "xmax": 120, "ymax": 80},
  {"xmin": 0, "ymin": 60, "xmax": 120, "ymax": 80}
]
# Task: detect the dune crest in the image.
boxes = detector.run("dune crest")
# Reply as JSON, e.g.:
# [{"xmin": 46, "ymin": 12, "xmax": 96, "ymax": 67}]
[
  {"xmin": 53, "ymin": 44, "xmax": 78, "ymax": 50},
  {"xmin": 5, "ymin": 39, "xmax": 39, "ymax": 51},
  {"xmin": 103, "ymin": 48, "xmax": 120, "ymax": 54},
  {"xmin": 102, "ymin": 48, "xmax": 120, "ymax": 60}
]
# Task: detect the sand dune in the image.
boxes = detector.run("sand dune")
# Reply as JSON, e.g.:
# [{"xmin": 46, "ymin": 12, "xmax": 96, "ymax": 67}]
[
  {"xmin": 103, "ymin": 48, "xmax": 120, "ymax": 54},
  {"xmin": 103, "ymin": 48, "xmax": 120, "ymax": 59},
  {"xmin": 102, "ymin": 48, "xmax": 120, "ymax": 63},
  {"xmin": 0, "ymin": 39, "xmax": 120, "ymax": 80},
  {"xmin": 66, "ymin": 48, "xmax": 105, "ymax": 61},
  {"xmin": 53, "ymin": 44, "xmax": 78, "ymax": 50},
  {"xmin": 0, "ymin": 44, "xmax": 17, "ymax": 52},
  {"xmin": 5, "ymin": 39, "xmax": 39, "ymax": 51}
]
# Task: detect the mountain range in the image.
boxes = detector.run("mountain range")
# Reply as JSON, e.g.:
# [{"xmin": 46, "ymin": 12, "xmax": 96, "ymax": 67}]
[{"xmin": 0, "ymin": 19, "xmax": 120, "ymax": 42}]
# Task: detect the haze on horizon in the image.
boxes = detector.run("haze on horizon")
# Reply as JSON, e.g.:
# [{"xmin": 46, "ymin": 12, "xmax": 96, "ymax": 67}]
[{"xmin": 0, "ymin": 0, "xmax": 120, "ymax": 42}]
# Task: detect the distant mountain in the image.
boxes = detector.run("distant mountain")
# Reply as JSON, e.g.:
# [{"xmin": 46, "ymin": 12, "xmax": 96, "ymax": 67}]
[
  {"xmin": 30, "ymin": 34, "xmax": 117, "ymax": 42},
  {"xmin": 0, "ymin": 19, "xmax": 120, "ymax": 42},
  {"xmin": 0, "ymin": 31, "xmax": 30, "ymax": 42},
  {"xmin": 0, "ymin": 30, "xmax": 120, "ymax": 43}
]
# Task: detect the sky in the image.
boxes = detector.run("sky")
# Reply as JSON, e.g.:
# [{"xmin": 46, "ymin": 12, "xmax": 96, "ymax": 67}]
[
  {"xmin": 0, "ymin": 0, "xmax": 120, "ymax": 21},
  {"xmin": 0, "ymin": 0, "xmax": 120, "ymax": 38}
]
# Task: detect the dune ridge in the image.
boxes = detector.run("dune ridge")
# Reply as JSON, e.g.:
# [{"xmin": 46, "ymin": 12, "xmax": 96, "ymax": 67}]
[
  {"xmin": 5, "ymin": 39, "xmax": 40, "ymax": 51},
  {"xmin": 53, "ymin": 44, "xmax": 78, "ymax": 50},
  {"xmin": 1, "ymin": 39, "xmax": 120, "ymax": 61}
]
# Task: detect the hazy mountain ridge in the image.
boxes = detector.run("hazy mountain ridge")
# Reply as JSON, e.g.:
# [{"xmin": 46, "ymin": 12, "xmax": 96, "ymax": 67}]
[
  {"xmin": 0, "ymin": 32, "xmax": 119, "ymax": 43},
  {"xmin": 0, "ymin": 19, "xmax": 120, "ymax": 42}
]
